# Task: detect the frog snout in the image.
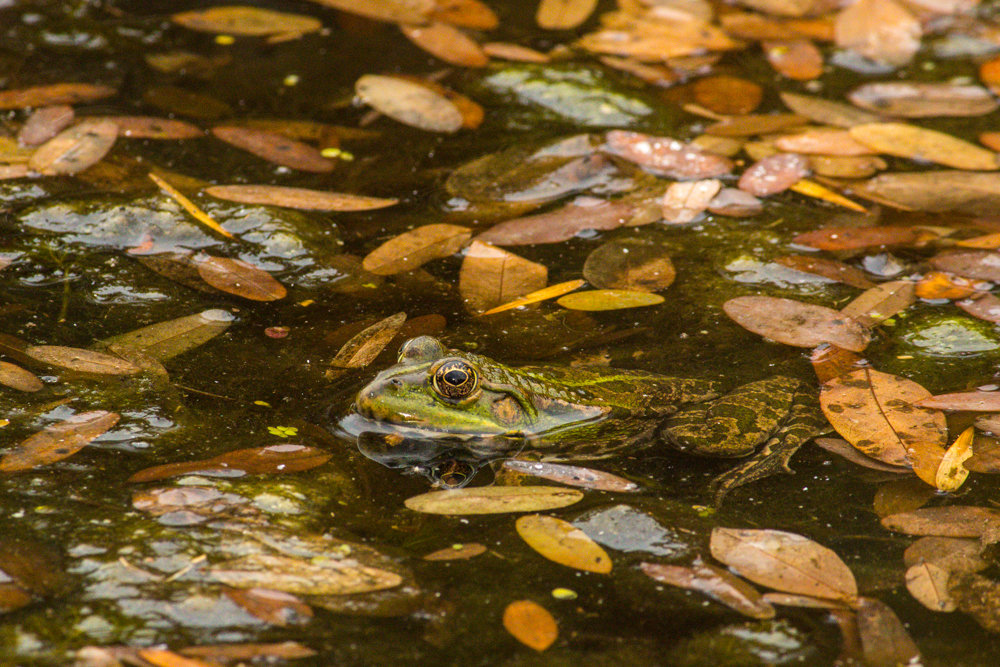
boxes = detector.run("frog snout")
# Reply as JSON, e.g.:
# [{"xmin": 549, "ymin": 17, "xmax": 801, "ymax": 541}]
[{"xmin": 356, "ymin": 376, "xmax": 404, "ymax": 416}]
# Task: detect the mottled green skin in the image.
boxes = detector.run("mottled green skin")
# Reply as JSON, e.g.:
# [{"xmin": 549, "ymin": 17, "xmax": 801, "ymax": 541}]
[{"xmin": 355, "ymin": 337, "xmax": 821, "ymax": 466}]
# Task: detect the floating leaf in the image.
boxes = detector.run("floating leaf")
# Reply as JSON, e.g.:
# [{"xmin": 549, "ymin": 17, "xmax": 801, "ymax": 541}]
[
  {"xmin": 362, "ymin": 224, "xmax": 471, "ymax": 275},
  {"xmin": 479, "ymin": 279, "xmax": 586, "ymax": 316},
  {"xmin": 556, "ymin": 289, "xmax": 664, "ymax": 311},
  {"xmin": 873, "ymin": 478, "xmax": 935, "ymax": 518},
  {"xmin": 905, "ymin": 563, "xmax": 956, "ymax": 612},
  {"xmin": 775, "ymin": 129, "xmax": 875, "ymax": 156},
  {"xmin": 484, "ymin": 42, "xmax": 550, "ymax": 63},
  {"xmin": 583, "ymin": 240, "xmax": 675, "ymax": 292},
  {"xmin": 903, "ymin": 536, "xmax": 987, "ymax": 574},
  {"xmin": 788, "ymin": 179, "xmax": 866, "ymax": 212},
  {"xmin": 503, "ymin": 600, "xmax": 558, "ymax": 652},
  {"xmin": 848, "ymin": 83, "xmax": 997, "ymax": 118},
  {"xmin": 603, "ymin": 130, "xmax": 733, "ymax": 179},
  {"xmin": 405, "ymin": 486, "xmax": 583, "ymax": 514},
  {"xmin": 820, "ymin": 368, "xmax": 947, "ymax": 479},
  {"xmin": 459, "ymin": 241, "xmax": 548, "ymax": 313},
  {"xmin": 211, "ymin": 126, "xmax": 335, "ymax": 172},
  {"xmin": 917, "ymin": 391, "xmax": 1000, "ymax": 411},
  {"xmin": 0, "ymin": 361, "xmax": 43, "ymax": 392},
  {"xmin": 814, "ymin": 437, "xmax": 911, "ymax": 474},
  {"xmin": 127, "ymin": 444, "xmax": 331, "ymax": 483},
  {"xmin": 100, "ymin": 309, "xmax": 234, "ymax": 361},
  {"xmin": 914, "ymin": 271, "xmax": 978, "ymax": 300},
  {"xmin": 723, "ymin": 296, "xmax": 871, "ymax": 352},
  {"xmin": 930, "ymin": 250, "xmax": 1000, "ymax": 282},
  {"xmin": 329, "ymin": 312, "xmax": 407, "ymax": 370},
  {"xmin": 936, "ymin": 427, "xmax": 974, "ymax": 492},
  {"xmin": 195, "ymin": 256, "xmax": 286, "ymax": 301},
  {"xmin": 105, "ymin": 116, "xmax": 203, "ymax": 140},
  {"xmin": 662, "ymin": 179, "xmax": 722, "ymax": 223},
  {"xmin": 849, "ymin": 123, "xmax": 998, "ymax": 171},
  {"xmin": 793, "ymin": 226, "xmax": 928, "ymax": 251},
  {"xmin": 432, "ymin": 0, "xmax": 498, "ymax": 28},
  {"xmin": 882, "ymin": 506, "xmax": 1000, "ymax": 538},
  {"xmin": 204, "ymin": 185, "xmax": 397, "ymax": 211},
  {"xmin": 17, "ymin": 105, "xmax": 74, "ymax": 146},
  {"xmin": 171, "ymin": 6, "xmax": 322, "ymax": 36},
  {"xmin": 149, "ymin": 172, "xmax": 233, "ymax": 239},
  {"xmin": 0, "ymin": 411, "xmax": 119, "ymax": 473},
  {"xmin": 423, "ymin": 543, "xmax": 487, "ymax": 561},
  {"xmin": 779, "ymin": 91, "xmax": 883, "ymax": 128},
  {"xmin": 809, "ymin": 345, "xmax": 865, "ymax": 385},
  {"xmin": 762, "ymin": 39, "xmax": 822, "ymax": 81},
  {"xmin": 209, "ymin": 554, "xmax": 401, "ymax": 595},
  {"xmin": 28, "ymin": 119, "xmax": 118, "ymax": 175},
  {"xmin": 709, "ymin": 527, "xmax": 857, "ymax": 601},
  {"xmin": 400, "ymin": 22, "xmax": 488, "ymax": 67},
  {"xmin": 178, "ymin": 644, "xmax": 316, "ymax": 662},
  {"xmin": 502, "ymin": 460, "xmax": 638, "ymax": 492},
  {"xmin": 856, "ymin": 597, "xmax": 922, "ymax": 667},
  {"xmin": 355, "ymin": 74, "xmax": 463, "ymax": 133},
  {"xmin": 641, "ymin": 560, "xmax": 776, "ymax": 619},
  {"xmin": 515, "ymin": 514, "xmax": 612, "ymax": 573},
  {"xmin": 774, "ymin": 255, "xmax": 874, "ymax": 289},
  {"xmin": 857, "ymin": 171, "xmax": 1000, "ymax": 216},
  {"xmin": 25, "ymin": 346, "xmax": 140, "ymax": 375},
  {"xmin": 705, "ymin": 114, "xmax": 807, "ymax": 137},
  {"xmin": 739, "ymin": 153, "xmax": 810, "ymax": 197},
  {"xmin": 834, "ymin": 0, "xmax": 920, "ymax": 66},
  {"xmin": 536, "ymin": 0, "xmax": 597, "ymax": 29},
  {"xmin": 0, "ymin": 83, "xmax": 115, "ymax": 110},
  {"xmin": 475, "ymin": 198, "xmax": 633, "ymax": 246},
  {"xmin": 305, "ymin": 0, "xmax": 432, "ymax": 24},
  {"xmin": 839, "ymin": 280, "xmax": 915, "ymax": 327}
]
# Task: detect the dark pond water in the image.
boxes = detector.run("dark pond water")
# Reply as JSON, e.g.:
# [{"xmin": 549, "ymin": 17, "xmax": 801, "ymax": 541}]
[{"xmin": 5, "ymin": 0, "xmax": 1000, "ymax": 665}]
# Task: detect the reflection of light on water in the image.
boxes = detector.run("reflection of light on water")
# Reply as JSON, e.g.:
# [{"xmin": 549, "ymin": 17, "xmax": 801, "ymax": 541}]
[{"xmin": 902, "ymin": 322, "xmax": 1000, "ymax": 355}]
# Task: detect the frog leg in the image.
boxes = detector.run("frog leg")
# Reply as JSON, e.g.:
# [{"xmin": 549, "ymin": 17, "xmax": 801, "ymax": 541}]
[{"xmin": 708, "ymin": 387, "xmax": 829, "ymax": 506}]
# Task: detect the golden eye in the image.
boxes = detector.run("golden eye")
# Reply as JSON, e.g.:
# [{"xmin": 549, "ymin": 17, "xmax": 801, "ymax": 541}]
[{"xmin": 432, "ymin": 360, "xmax": 479, "ymax": 400}]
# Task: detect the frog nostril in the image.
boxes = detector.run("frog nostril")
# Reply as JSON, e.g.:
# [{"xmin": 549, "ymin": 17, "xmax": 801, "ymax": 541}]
[{"xmin": 389, "ymin": 378, "xmax": 403, "ymax": 388}]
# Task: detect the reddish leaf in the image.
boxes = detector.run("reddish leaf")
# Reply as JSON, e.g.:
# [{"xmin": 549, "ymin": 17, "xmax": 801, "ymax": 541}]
[
  {"xmin": 0, "ymin": 411, "xmax": 119, "ymax": 472},
  {"xmin": 793, "ymin": 226, "xmax": 929, "ymax": 251},
  {"xmin": 475, "ymin": 198, "xmax": 633, "ymax": 246},
  {"xmin": 738, "ymin": 153, "xmax": 810, "ymax": 197},
  {"xmin": 17, "ymin": 105, "xmax": 74, "ymax": 146},
  {"xmin": 400, "ymin": 22, "xmax": 488, "ymax": 67},
  {"xmin": 28, "ymin": 119, "xmax": 118, "ymax": 175},
  {"xmin": 692, "ymin": 75, "xmax": 762, "ymax": 115},
  {"xmin": 423, "ymin": 543, "xmax": 488, "ymax": 560},
  {"xmin": 224, "ymin": 587, "xmax": 313, "ymax": 626},
  {"xmin": 502, "ymin": 460, "xmax": 638, "ymax": 492},
  {"xmin": 917, "ymin": 391, "xmax": 1000, "ymax": 411},
  {"xmin": 211, "ymin": 126, "xmax": 335, "ymax": 172},
  {"xmin": 0, "ymin": 83, "xmax": 115, "ymax": 109},
  {"xmin": 603, "ymin": 130, "xmax": 733, "ymax": 179},
  {"xmin": 724, "ymin": 296, "xmax": 871, "ymax": 351},
  {"xmin": 774, "ymin": 255, "xmax": 875, "ymax": 289},
  {"xmin": 881, "ymin": 506, "xmax": 1000, "ymax": 538},
  {"xmin": 641, "ymin": 560, "xmax": 776, "ymax": 619},
  {"xmin": 195, "ymin": 255, "xmax": 287, "ymax": 301},
  {"xmin": 127, "ymin": 444, "xmax": 331, "ymax": 483}
]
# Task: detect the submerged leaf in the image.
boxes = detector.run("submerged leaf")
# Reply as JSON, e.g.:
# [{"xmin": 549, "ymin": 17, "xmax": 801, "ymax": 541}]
[
  {"xmin": 204, "ymin": 185, "xmax": 397, "ymax": 211},
  {"xmin": 28, "ymin": 119, "xmax": 117, "ymax": 175},
  {"xmin": 502, "ymin": 460, "xmax": 638, "ymax": 492},
  {"xmin": 363, "ymin": 224, "xmax": 471, "ymax": 275},
  {"xmin": 459, "ymin": 241, "xmax": 548, "ymax": 313},
  {"xmin": 172, "ymin": 6, "xmax": 322, "ymax": 36},
  {"xmin": 641, "ymin": 560, "xmax": 776, "ymax": 619},
  {"xmin": 329, "ymin": 312, "xmax": 407, "ymax": 369},
  {"xmin": 209, "ymin": 554, "xmax": 401, "ymax": 595},
  {"xmin": 723, "ymin": 296, "xmax": 871, "ymax": 351},
  {"xmin": 556, "ymin": 289, "xmax": 664, "ymax": 311},
  {"xmin": 0, "ymin": 411, "xmax": 119, "ymax": 472},
  {"xmin": 503, "ymin": 599, "xmax": 558, "ymax": 652},
  {"xmin": 100, "ymin": 309, "xmax": 234, "ymax": 361},
  {"xmin": 26, "ymin": 346, "xmax": 140, "ymax": 376},
  {"xmin": 355, "ymin": 74, "xmax": 463, "ymax": 133},
  {"xmin": 583, "ymin": 240, "xmax": 675, "ymax": 292},
  {"xmin": 127, "ymin": 444, "xmax": 331, "ymax": 483},
  {"xmin": 195, "ymin": 256, "xmax": 286, "ymax": 301}
]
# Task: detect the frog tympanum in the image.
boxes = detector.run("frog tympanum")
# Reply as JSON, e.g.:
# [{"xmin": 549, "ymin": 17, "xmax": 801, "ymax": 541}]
[{"xmin": 344, "ymin": 336, "xmax": 827, "ymax": 502}]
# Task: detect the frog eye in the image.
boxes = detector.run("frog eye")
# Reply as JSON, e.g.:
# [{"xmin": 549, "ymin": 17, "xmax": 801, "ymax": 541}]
[{"xmin": 431, "ymin": 359, "xmax": 479, "ymax": 400}]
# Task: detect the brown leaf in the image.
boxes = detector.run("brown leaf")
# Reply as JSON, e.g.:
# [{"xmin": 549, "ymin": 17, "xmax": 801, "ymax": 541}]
[
  {"xmin": 100, "ymin": 309, "xmax": 235, "ymax": 361},
  {"xmin": 810, "ymin": 345, "xmax": 865, "ymax": 384},
  {"xmin": 834, "ymin": 0, "xmax": 920, "ymax": 66},
  {"xmin": 423, "ymin": 543, "xmax": 488, "ymax": 560},
  {"xmin": 704, "ymin": 113, "xmax": 807, "ymax": 137},
  {"xmin": 850, "ymin": 123, "xmax": 999, "ymax": 171},
  {"xmin": 583, "ymin": 240, "xmax": 675, "ymax": 292},
  {"xmin": 0, "ymin": 83, "xmax": 115, "ymax": 109},
  {"xmin": 17, "ymin": 105, "xmax": 74, "ymax": 146},
  {"xmin": 774, "ymin": 255, "xmax": 875, "ymax": 289},
  {"xmin": 400, "ymin": 21, "xmax": 488, "ymax": 67},
  {"xmin": 708, "ymin": 188, "xmax": 763, "ymax": 216},
  {"xmin": 881, "ymin": 506, "xmax": 1000, "ymax": 538},
  {"xmin": 536, "ymin": 0, "xmax": 597, "ymax": 29},
  {"xmin": 28, "ymin": 119, "xmax": 118, "ymax": 175},
  {"xmin": 305, "ymin": 0, "xmax": 432, "ymax": 24},
  {"xmin": 839, "ymin": 280, "xmax": 915, "ymax": 327},
  {"xmin": 762, "ymin": 39, "xmax": 823, "ymax": 81},
  {"xmin": 0, "ymin": 411, "xmax": 119, "ymax": 472},
  {"xmin": 484, "ymin": 42, "xmax": 551, "ymax": 63},
  {"xmin": 905, "ymin": 563, "xmax": 956, "ymax": 612},
  {"xmin": 432, "ymin": 0, "xmax": 498, "ymax": 28},
  {"xmin": 171, "ymin": 6, "xmax": 322, "ymax": 35},
  {"xmin": 723, "ymin": 296, "xmax": 871, "ymax": 351},
  {"xmin": 139, "ymin": 649, "xmax": 215, "ymax": 667},
  {"xmin": 355, "ymin": 74, "xmax": 463, "ymax": 133},
  {"xmin": 459, "ymin": 241, "xmax": 548, "ymax": 313},
  {"xmin": 917, "ymin": 390, "xmax": 1000, "ymax": 411},
  {"xmin": 814, "ymin": 437, "xmax": 911, "ymax": 473},
  {"xmin": 739, "ymin": 153, "xmax": 810, "ymax": 197},
  {"xmin": 25, "ymin": 345, "xmax": 140, "ymax": 375},
  {"xmin": 774, "ymin": 129, "xmax": 876, "ymax": 156},
  {"xmin": 211, "ymin": 126, "xmax": 335, "ymax": 172},
  {"xmin": 903, "ymin": 536, "xmax": 988, "ymax": 574},
  {"xmin": 857, "ymin": 171, "xmax": 1000, "ymax": 216},
  {"xmin": 210, "ymin": 554, "xmax": 401, "ymax": 595},
  {"xmin": 503, "ymin": 599, "xmax": 558, "ymax": 652},
  {"xmin": 856, "ymin": 597, "xmax": 921, "ymax": 667},
  {"xmin": 848, "ymin": 83, "xmax": 997, "ymax": 118},
  {"xmin": 127, "ymin": 444, "xmax": 331, "ymax": 483},
  {"xmin": 224, "ymin": 587, "xmax": 313, "ymax": 626},
  {"xmin": 914, "ymin": 271, "xmax": 979, "ymax": 300},
  {"xmin": 662, "ymin": 179, "xmax": 722, "ymax": 223},
  {"xmin": 502, "ymin": 460, "xmax": 638, "ymax": 492},
  {"xmin": 475, "ymin": 198, "xmax": 633, "ymax": 246},
  {"xmin": 404, "ymin": 486, "xmax": 583, "ymax": 514},
  {"xmin": 709, "ymin": 527, "xmax": 858, "ymax": 601},
  {"xmin": 179, "ymin": 643, "xmax": 316, "ymax": 661},
  {"xmin": 692, "ymin": 75, "xmax": 762, "ymax": 115},
  {"xmin": 329, "ymin": 312, "xmax": 407, "ymax": 369},
  {"xmin": 362, "ymin": 224, "xmax": 471, "ymax": 275},
  {"xmin": 780, "ymin": 91, "xmax": 883, "ymax": 128},
  {"xmin": 872, "ymin": 477, "xmax": 935, "ymax": 517},
  {"xmin": 101, "ymin": 116, "xmax": 203, "ymax": 139},
  {"xmin": 931, "ymin": 250, "xmax": 1000, "ymax": 281},
  {"xmin": 556, "ymin": 289, "xmax": 663, "ymax": 311},
  {"xmin": 793, "ymin": 225, "xmax": 927, "ymax": 251},
  {"xmin": 195, "ymin": 255, "xmax": 286, "ymax": 301},
  {"xmin": 820, "ymin": 368, "xmax": 947, "ymax": 480},
  {"xmin": 641, "ymin": 560, "xmax": 776, "ymax": 619},
  {"xmin": 515, "ymin": 514, "xmax": 612, "ymax": 573},
  {"xmin": 204, "ymin": 184, "xmax": 397, "ymax": 212},
  {"xmin": 0, "ymin": 360, "xmax": 43, "ymax": 392},
  {"xmin": 604, "ymin": 130, "xmax": 733, "ymax": 179}
]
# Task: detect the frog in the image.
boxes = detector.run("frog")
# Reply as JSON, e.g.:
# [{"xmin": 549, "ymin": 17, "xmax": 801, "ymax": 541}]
[{"xmin": 350, "ymin": 336, "xmax": 828, "ymax": 502}]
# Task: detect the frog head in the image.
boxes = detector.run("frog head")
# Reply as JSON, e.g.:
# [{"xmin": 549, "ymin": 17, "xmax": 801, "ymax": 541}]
[{"xmin": 354, "ymin": 336, "xmax": 542, "ymax": 436}]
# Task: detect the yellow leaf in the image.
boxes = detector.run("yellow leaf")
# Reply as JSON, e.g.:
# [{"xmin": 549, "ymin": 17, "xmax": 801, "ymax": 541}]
[
  {"xmin": 789, "ymin": 179, "xmax": 866, "ymax": 212},
  {"xmin": 935, "ymin": 426, "xmax": 974, "ymax": 492},
  {"xmin": 515, "ymin": 514, "xmax": 612, "ymax": 573},
  {"xmin": 478, "ymin": 279, "xmax": 585, "ymax": 316},
  {"xmin": 148, "ymin": 172, "xmax": 233, "ymax": 239}
]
